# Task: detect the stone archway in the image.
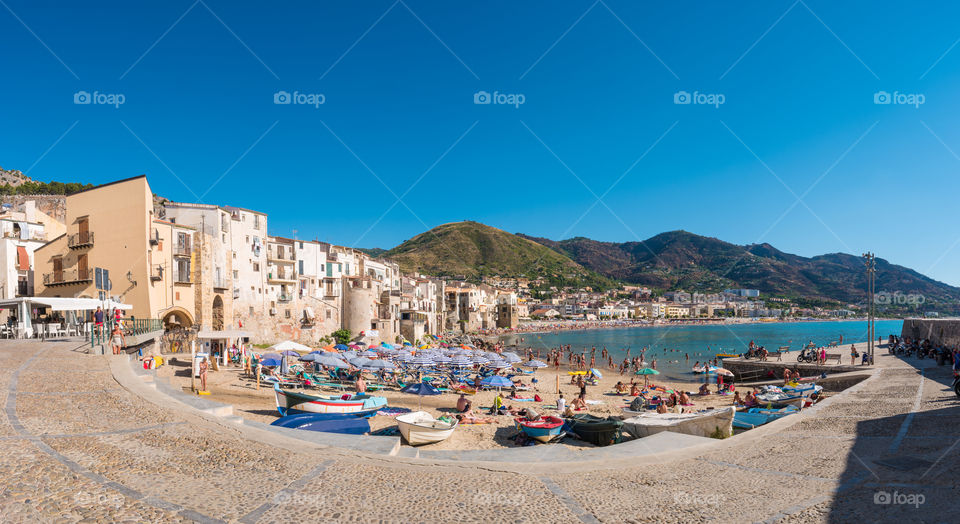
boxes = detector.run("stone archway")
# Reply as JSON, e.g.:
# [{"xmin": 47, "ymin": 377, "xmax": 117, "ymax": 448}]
[
  {"xmin": 212, "ymin": 295, "xmax": 224, "ymax": 331},
  {"xmin": 162, "ymin": 307, "xmax": 194, "ymax": 329}
]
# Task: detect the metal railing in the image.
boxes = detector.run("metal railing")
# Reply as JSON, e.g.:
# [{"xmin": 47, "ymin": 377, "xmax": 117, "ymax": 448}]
[
  {"xmin": 68, "ymin": 231, "xmax": 94, "ymax": 248},
  {"xmin": 91, "ymin": 317, "xmax": 164, "ymax": 347},
  {"xmin": 174, "ymin": 271, "xmax": 191, "ymax": 284},
  {"xmin": 43, "ymin": 268, "xmax": 93, "ymax": 285},
  {"xmin": 173, "ymin": 244, "xmax": 192, "ymax": 257},
  {"xmin": 278, "ymin": 293, "xmax": 293, "ymax": 302}
]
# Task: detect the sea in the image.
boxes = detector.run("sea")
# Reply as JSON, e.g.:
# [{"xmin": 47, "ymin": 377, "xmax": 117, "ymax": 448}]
[{"xmin": 500, "ymin": 319, "xmax": 904, "ymax": 381}]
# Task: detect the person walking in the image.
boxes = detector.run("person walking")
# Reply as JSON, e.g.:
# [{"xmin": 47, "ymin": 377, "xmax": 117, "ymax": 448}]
[
  {"xmin": 110, "ymin": 323, "xmax": 125, "ymax": 355},
  {"xmin": 199, "ymin": 357, "xmax": 209, "ymax": 392},
  {"xmin": 850, "ymin": 344, "xmax": 858, "ymax": 366}
]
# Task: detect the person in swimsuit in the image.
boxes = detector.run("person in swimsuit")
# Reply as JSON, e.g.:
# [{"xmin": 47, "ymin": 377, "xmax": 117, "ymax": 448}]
[{"xmin": 110, "ymin": 324, "xmax": 125, "ymax": 355}]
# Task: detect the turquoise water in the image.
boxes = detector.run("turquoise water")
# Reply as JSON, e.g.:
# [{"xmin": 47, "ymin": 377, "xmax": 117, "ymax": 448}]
[{"xmin": 501, "ymin": 320, "xmax": 903, "ymax": 381}]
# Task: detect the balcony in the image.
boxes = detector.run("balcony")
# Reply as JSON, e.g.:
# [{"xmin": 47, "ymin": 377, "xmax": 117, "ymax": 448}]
[
  {"xmin": 150, "ymin": 264, "xmax": 164, "ymax": 282},
  {"xmin": 267, "ymin": 271, "xmax": 297, "ymax": 284},
  {"xmin": 43, "ymin": 268, "xmax": 93, "ymax": 286},
  {"xmin": 173, "ymin": 244, "xmax": 192, "ymax": 257},
  {"xmin": 213, "ymin": 278, "xmax": 229, "ymax": 290},
  {"xmin": 267, "ymin": 250, "xmax": 296, "ymax": 264},
  {"xmin": 278, "ymin": 293, "xmax": 294, "ymax": 302},
  {"xmin": 173, "ymin": 271, "xmax": 191, "ymax": 284},
  {"xmin": 67, "ymin": 232, "xmax": 94, "ymax": 249}
]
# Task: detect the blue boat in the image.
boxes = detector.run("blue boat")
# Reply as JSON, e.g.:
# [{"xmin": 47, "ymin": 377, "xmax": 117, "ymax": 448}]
[
  {"xmin": 515, "ymin": 416, "xmax": 565, "ymax": 443},
  {"xmin": 733, "ymin": 406, "xmax": 799, "ymax": 429},
  {"xmin": 274, "ymin": 383, "xmax": 387, "ymax": 416},
  {"xmin": 270, "ymin": 413, "xmax": 370, "ymax": 435}
]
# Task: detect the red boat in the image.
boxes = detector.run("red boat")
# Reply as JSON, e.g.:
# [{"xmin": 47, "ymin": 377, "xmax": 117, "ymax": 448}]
[{"xmin": 515, "ymin": 416, "xmax": 564, "ymax": 443}]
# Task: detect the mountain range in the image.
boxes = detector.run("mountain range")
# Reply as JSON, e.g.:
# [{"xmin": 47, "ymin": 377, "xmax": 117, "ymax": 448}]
[{"xmin": 373, "ymin": 221, "xmax": 960, "ymax": 307}]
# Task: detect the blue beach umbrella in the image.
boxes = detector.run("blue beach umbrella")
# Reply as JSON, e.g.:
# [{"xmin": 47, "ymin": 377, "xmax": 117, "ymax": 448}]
[
  {"xmin": 262, "ymin": 353, "xmax": 282, "ymax": 361},
  {"xmin": 525, "ymin": 360, "xmax": 548, "ymax": 369},
  {"xmin": 260, "ymin": 358, "xmax": 281, "ymax": 367},
  {"xmin": 380, "ymin": 342, "xmax": 395, "ymax": 350},
  {"xmin": 480, "ymin": 375, "xmax": 513, "ymax": 390},
  {"xmin": 315, "ymin": 355, "xmax": 349, "ymax": 368},
  {"xmin": 334, "ymin": 344, "xmax": 349, "ymax": 351},
  {"xmin": 400, "ymin": 382, "xmax": 441, "ymax": 410}
]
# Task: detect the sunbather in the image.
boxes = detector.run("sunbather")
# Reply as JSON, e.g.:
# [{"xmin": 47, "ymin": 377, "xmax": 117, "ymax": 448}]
[
  {"xmin": 456, "ymin": 413, "xmax": 496, "ymax": 424},
  {"xmin": 630, "ymin": 383, "xmax": 642, "ymax": 396},
  {"xmin": 456, "ymin": 394, "xmax": 469, "ymax": 413},
  {"xmin": 571, "ymin": 395, "xmax": 587, "ymax": 411}
]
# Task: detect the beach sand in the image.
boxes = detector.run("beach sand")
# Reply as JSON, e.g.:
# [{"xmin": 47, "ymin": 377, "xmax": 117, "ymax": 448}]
[{"xmin": 155, "ymin": 357, "xmax": 739, "ymax": 450}]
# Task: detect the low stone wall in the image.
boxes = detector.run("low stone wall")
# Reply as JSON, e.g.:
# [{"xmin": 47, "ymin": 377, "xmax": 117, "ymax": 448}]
[
  {"xmin": 722, "ymin": 357, "xmax": 865, "ymax": 382},
  {"xmin": 901, "ymin": 318, "xmax": 960, "ymax": 347}
]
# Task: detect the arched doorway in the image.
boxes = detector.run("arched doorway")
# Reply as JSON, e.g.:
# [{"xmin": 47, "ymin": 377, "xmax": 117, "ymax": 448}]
[
  {"xmin": 212, "ymin": 295, "xmax": 224, "ymax": 330},
  {"xmin": 162, "ymin": 308, "xmax": 194, "ymax": 329}
]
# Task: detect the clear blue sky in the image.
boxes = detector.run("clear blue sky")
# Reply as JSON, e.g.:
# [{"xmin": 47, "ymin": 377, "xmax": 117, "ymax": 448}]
[{"xmin": 2, "ymin": 1, "xmax": 960, "ymax": 285}]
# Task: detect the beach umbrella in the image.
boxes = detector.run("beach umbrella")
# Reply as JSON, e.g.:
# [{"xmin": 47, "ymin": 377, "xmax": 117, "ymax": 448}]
[
  {"xmin": 380, "ymin": 342, "xmax": 395, "ymax": 350},
  {"xmin": 471, "ymin": 354, "xmax": 489, "ymax": 364},
  {"xmin": 480, "ymin": 375, "xmax": 512, "ymax": 391},
  {"xmin": 714, "ymin": 368, "xmax": 734, "ymax": 377},
  {"xmin": 483, "ymin": 351, "xmax": 501, "ymax": 360},
  {"xmin": 525, "ymin": 360, "xmax": 548, "ymax": 368},
  {"xmin": 410, "ymin": 354, "xmax": 436, "ymax": 367},
  {"xmin": 433, "ymin": 354, "xmax": 451, "ymax": 364},
  {"xmin": 486, "ymin": 360, "xmax": 511, "ymax": 369},
  {"xmin": 260, "ymin": 358, "xmax": 281, "ymax": 367},
  {"xmin": 314, "ymin": 355, "xmax": 349, "ymax": 368},
  {"xmin": 334, "ymin": 344, "xmax": 349, "ymax": 351},
  {"xmin": 354, "ymin": 340, "xmax": 368, "ymax": 346},
  {"xmin": 403, "ymin": 341, "xmax": 413, "ymax": 347},
  {"xmin": 278, "ymin": 350, "xmax": 301, "ymax": 357},
  {"xmin": 359, "ymin": 350, "xmax": 379, "ymax": 358},
  {"xmin": 501, "ymin": 352, "xmax": 521, "ymax": 363},
  {"xmin": 340, "ymin": 350, "xmax": 359, "ymax": 360},
  {"xmin": 400, "ymin": 382, "xmax": 440, "ymax": 410},
  {"xmin": 635, "ymin": 367, "xmax": 660, "ymax": 386},
  {"xmin": 590, "ymin": 368, "xmax": 603, "ymax": 379},
  {"xmin": 448, "ymin": 356, "xmax": 473, "ymax": 367},
  {"xmin": 394, "ymin": 352, "xmax": 414, "ymax": 363},
  {"xmin": 362, "ymin": 360, "xmax": 395, "ymax": 371},
  {"xmin": 298, "ymin": 353, "xmax": 320, "ymax": 362},
  {"xmin": 348, "ymin": 357, "xmax": 372, "ymax": 368},
  {"xmin": 269, "ymin": 340, "xmax": 312, "ymax": 352},
  {"xmin": 262, "ymin": 353, "xmax": 282, "ymax": 361}
]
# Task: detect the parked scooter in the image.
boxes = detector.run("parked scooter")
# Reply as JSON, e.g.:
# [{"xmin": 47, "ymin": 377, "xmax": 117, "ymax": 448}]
[{"xmin": 797, "ymin": 347, "xmax": 817, "ymax": 363}]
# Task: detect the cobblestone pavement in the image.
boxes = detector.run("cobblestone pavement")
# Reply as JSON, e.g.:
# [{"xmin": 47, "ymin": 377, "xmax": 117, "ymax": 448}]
[{"xmin": 1, "ymin": 340, "xmax": 957, "ymax": 523}]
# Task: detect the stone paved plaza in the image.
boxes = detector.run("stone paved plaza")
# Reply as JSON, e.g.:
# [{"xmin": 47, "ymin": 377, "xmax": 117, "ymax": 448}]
[{"xmin": 1, "ymin": 339, "xmax": 958, "ymax": 523}]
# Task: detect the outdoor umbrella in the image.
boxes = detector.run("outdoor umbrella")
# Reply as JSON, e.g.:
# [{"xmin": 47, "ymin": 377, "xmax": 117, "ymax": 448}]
[
  {"xmin": 590, "ymin": 368, "xmax": 603, "ymax": 379},
  {"xmin": 394, "ymin": 352, "xmax": 414, "ymax": 363},
  {"xmin": 380, "ymin": 342, "xmax": 395, "ymax": 350},
  {"xmin": 348, "ymin": 357, "xmax": 372, "ymax": 368},
  {"xmin": 525, "ymin": 360, "xmax": 548, "ymax": 368},
  {"xmin": 480, "ymin": 375, "xmax": 512, "ymax": 391},
  {"xmin": 298, "ymin": 353, "xmax": 320, "ymax": 362},
  {"xmin": 269, "ymin": 340, "xmax": 312, "ymax": 352},
  {"xmin": 359, "ymin": 350, "xmax": 379, "ymax": 358},
  {"xmin": 278, "ymin": 350, "xmax": 301, "ymax": 357},
  {"xmin": 433, "ymin": 354, "xmax": 452, "ymax": 365},
  {"xmin": 501, "ymin": 352, "xmax": 521, "ymax": 363},
  {"xmin": 362, "ymin": 360, "xmax": 396, "ymax": 372},
  {"xmin": 313, "ymin": 355, "xmax": 349, "ymax": 368},
  {"xmin": 471, "ymin": 355, "xmax": 489, "ymax": 364},
  {"xmin": 448, "ymin": 356, "xmax": 473, "ymax": 367},
  {"xmin": 714, "ymin": 368, "xmax": 734, "ymax": 377},
  {"xmin": 486, "ymin": 360, "xmax": 511, "ymax": 369},
  {"xmin": 635, "ymin": 367, "xmax": 660, "ymax": 387},
  {"xmin": 262, "ymin": 353, "xmax": 282, "ymax": 361},
  {"xmin": 410, "ymin": 354, "xmax": 436, "ymax": 367},
  {"xmin": 400, "ymin": 382, "xmax": 440, "ymax": 410},
  {"xmin": 334, "ymin": 344, "xmax": 349, "ymax": 351},
  {"xmin": 340, "ymin": 351, "xmax": 359, "ymax": 360},
  {"xmin": 260, "ymin": 358, "xmax": 281, "ymax": 367}
]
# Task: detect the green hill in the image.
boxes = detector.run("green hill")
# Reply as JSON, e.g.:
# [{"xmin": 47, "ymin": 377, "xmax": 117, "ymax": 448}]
[{"xmin": 382, "ymin": 221, "xmax": 614, "ymax": 289}]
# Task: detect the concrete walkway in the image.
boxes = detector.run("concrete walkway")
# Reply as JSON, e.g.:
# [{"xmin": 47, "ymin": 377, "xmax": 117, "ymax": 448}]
[{"xmin": 1, "ymin": 340, "xmax": 957, "ymax": 522}]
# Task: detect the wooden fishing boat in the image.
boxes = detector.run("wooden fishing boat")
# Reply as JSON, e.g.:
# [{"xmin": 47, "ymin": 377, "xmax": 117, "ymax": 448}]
[
  {"xmin": 781, "ymin": 384, "xmax": 823, "ymax": 398},
  {"xmin": 273, "ymin": 383, "xmax": 387, "ymax": 416},
  {"xmin": 515, "ymin": 416, "xmax": 565, "ymax": 443},
  {"xmin": 395, "ymin": 411, "xmax": 458, "ymax": 446},
  {"xmin": 270, "ymin": 413, "xmax": 370, "ymax": 435},
  {"xmin": 715, "ymin": 353, "xmax": 738, "ymax": 359},
  {"xmin": 621, "ymin": 406, "xmax": 735, "ymax": 439}
]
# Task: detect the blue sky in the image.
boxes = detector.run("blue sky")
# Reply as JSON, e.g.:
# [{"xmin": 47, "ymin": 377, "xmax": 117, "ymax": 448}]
[{"xmin": 2, "ymin": 1, "xmax": 960, "ymax": 285}]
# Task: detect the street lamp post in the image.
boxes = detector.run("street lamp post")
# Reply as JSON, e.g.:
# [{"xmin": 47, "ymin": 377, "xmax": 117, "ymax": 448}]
[{"xmin": 863, "ymin": 252, "xmax": 876, "ymax": 363}]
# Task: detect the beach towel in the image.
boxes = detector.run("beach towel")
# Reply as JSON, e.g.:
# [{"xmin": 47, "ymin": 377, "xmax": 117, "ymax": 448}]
[
  {"xmin": 585, "ymin": 400, "xmax": 602, "ymax": 405},
  {"xmin": 511, "ymin": 398, "xmax": 536, "ymax": 402}
]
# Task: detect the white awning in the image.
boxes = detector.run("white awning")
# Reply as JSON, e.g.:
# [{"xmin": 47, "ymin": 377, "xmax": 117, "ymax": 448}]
[
  {"xmin": 196, "ymin": 329, "xmax": 250, "ymax": 340},
  {"xmin": 0, "ymin": 297, "xmax": 133, "ymax": 312}
]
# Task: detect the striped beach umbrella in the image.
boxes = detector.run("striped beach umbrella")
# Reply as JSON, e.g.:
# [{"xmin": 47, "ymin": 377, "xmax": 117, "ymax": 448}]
[{"xmin": 525, "ymin": 360, "xmax": 548, "ymax": 368}]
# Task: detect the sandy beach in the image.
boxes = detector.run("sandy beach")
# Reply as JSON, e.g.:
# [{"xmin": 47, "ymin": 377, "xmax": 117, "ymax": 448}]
[{"xmin": 156, "ymin": 356, "xmax": 740, "ymax": 451}]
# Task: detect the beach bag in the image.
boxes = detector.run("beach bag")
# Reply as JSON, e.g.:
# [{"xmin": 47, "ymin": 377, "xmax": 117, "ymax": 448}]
[{"xmin": 534, "ymin": 394, "xmax": 542, "ymax": 402}]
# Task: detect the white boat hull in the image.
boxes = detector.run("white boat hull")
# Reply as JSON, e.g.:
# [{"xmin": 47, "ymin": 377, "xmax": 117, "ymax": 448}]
[
  {"xmin": 396, "ymin": 411, "xmax": 457, "ymax": 446},
  {"xmin": 622, "ymin": 406, "xmax": 735, "ymax": 439}
]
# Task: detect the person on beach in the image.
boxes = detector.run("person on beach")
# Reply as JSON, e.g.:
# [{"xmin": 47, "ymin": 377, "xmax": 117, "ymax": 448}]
[
  {"xmin": 110, "ymin": 323, "xmax": 125, "ymax": 355},
  {"xmin": 630, "ymin": 382, "xmax": 642, "ymax": 396},
  {"xmin": 94, "ymin": 306, "xmax": 104, "ymax": 337},
  {"xmin": 456, "ymin": 394, "xmax": 469, "ymax": 412},
  {"xmin": 571, "ymin": 394, "xmax": 587, "ymax": 411},
  {"xmin": 656, "ymin": 402, "xmax": 668, "ymax": 414},
  {"xmin": 199, "ymin": 357, "xmax": 208, "ymax": 392},
  {"xmin": 732, "ymin": 391, "xmax": 743, "ymax": 406},
  {"xmin": 355, "ymin": 375, "xmax": 366, "ymax": 394},
  {"xmin": 614, "ymin": 381, "xmax": 627, "ymax": 394},
  {"xmin": 557, "ymin": 393, "xmax": 566, "ymax": 413},
  {"xmin": 783, "ymin": 368, "xmax": 791, "ymax": 385},
  {"xmin": 456, "ymin": 413, "xmax": 496, "ymax": 424},
  {"xmin": 850, "ymin": 344, "xmax": 858, "ymax": 365},
  {"xmin": 698, "ymin": 383, "xmax": 710, "ymax": 396}
]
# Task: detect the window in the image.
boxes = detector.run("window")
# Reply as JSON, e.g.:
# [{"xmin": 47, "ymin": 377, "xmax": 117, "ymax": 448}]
[
  {"xmin": 326, "ymin": 310, "xmax": 331, "ymax": 319},
  {"xmin": 299, "ymin": 241, "xmax": 303, "ymax": 249},
  {"xmin": 175, "ymin": 291, "xmax": 180, "ymax": 300},
  {"xmin": 298, "ymin": 260, "xmax": 304, "ymax": 275},
  {"xmin": 253, "ymin": 262, "xmax": 259, "ymax": 272},
  {"xmin": 285, "ymin": 310, "xmax": 291, "ymax": 319},
  {"xmin": 253, "ymin": 215, "xmax": 260, "ymax": 230},
  {"xmin": 233, "ymin": 270, "xmax": 238, "ymax": 279},
  {"xmin": 249, "ymin": 306, "xmax": 254, "ymax": 315}
]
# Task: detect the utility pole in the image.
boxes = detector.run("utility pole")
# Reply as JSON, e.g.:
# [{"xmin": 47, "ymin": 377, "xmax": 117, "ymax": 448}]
[{"xmin": 863, "ymin": 252, "xmax": 876, "ymax": 363}]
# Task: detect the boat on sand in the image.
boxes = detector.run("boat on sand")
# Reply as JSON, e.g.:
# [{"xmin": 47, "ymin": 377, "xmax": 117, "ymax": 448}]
[
  {"xmin": 395, "ymin": 411, "xmax": 458, "ymax": 446},
  {"xmin": 273, "ymin": 383, "xmax": 387, "ymax": 416},
  {"xmin": 270, "ymin": 413, "xmax": 371, "ymax": 435},
  {"xmin": 565, "ymin": 414, "xmax": 623, "ymax": 446},
  {"xmin": 515, "ymin": 416, "xmax": 565, "ymax": 443},
  {"xmin": 621, "ymin": 406, "xmax": 735, "ymax": 439}
]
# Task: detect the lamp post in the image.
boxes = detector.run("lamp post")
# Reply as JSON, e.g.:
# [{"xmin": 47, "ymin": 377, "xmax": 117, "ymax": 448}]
[{"xmin": 863, "ymin": 252, "xmax": 876, "ymax": 363}]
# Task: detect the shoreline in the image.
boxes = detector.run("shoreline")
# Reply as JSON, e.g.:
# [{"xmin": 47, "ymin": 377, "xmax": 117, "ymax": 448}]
[{"xmin": 484, "ymin": 316, "xmax": 901, "ymax": 342}]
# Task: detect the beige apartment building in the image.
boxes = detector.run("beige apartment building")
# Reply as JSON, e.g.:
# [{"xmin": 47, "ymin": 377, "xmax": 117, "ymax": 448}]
[{"xmin": 33, "ymin": 176, "xmax": 197, "ymax": 325}]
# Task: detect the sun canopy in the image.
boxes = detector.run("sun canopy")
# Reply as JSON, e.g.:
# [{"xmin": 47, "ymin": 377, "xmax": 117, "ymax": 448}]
[
  {"xmin": 268, "ymin": 340, "xmax": 311, "ymax": 352},
  {"xmin": 0, "ymin": 297, "xmax": 132, "ymax": 312}
]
